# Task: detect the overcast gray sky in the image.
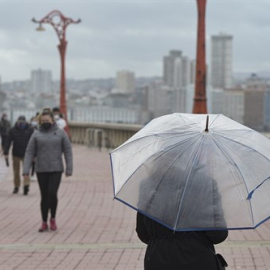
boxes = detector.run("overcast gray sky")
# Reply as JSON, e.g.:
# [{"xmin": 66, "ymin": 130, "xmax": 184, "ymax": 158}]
[{"xmin": 0, "ymin": 0, "xmax": 270, "ymax": 82}]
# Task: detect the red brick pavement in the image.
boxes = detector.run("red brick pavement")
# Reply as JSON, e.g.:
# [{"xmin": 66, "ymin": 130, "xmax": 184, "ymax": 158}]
[{"xmin": 0, "ymin": 145, "xmax": 269, "ymax": 270}]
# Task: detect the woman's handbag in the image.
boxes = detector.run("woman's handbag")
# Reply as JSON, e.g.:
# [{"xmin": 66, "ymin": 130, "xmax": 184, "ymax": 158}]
[{"xmin": 215, "ymin": 253, "xmax": 228, "ymax": 270}]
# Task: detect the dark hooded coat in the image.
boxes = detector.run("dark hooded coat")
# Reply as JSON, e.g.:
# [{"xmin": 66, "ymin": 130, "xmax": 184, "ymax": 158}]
[
  {"xmin": 136, "ymin": 212, "xmax": 228, "ymax": 270},
  {"xmin": 4, "ymin": 123, "xmax": 34, "ymax": 158}
]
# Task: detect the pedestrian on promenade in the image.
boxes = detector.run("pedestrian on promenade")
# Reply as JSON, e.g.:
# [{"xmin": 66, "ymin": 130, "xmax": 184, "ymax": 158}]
[
  {"xmin": 29, "ymin": 112, "xmax": 40, "ymax": 181},
  {"xmin": 136, "ymin": 212, "xmax": 228, "ymax": 270},
  {"xmin": 0, "ymin": 113, "xmax": 11, "ymax": 154},
  {"xmin": 4, "ymin": 115, "xmax": 34, "ymax": 195},
  {"xmin": 135, "ymin": 165, "xmax": 228, "ymax": 270},
  {"xmin": 30, "ymin": 112, "xmax": 40, "ymax": 129},
  {"xmin": 23, "ymin": 109, "xmax": 73, "ymax": 232},
  {"xmin": 52, "ymin": 107, "xmax": 67, "ymax": 130}
]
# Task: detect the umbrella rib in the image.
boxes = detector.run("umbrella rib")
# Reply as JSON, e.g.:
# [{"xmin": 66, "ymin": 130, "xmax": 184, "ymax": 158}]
[
  {"xmin": 214, "ymin": 131, "xmax": 270, "ymax": 164},
  {"xmin": 138, "ymin": 135, "xmax": 202, "ymax": 212},
  {"xmin": 112, "ymin": 130, "xmax": 197, "ymax": 152},
  {"xmin": 174, "ymin": 134, "xmax": 205, "ymax": 231},
  {"xmin": 247, "ymin": 176, "xmax": 270, "ymax": 200},
  {"xmin": 177, "ymin": 114, "xmax": 202, "ymax": 128},
  {"xmin": 113, "ymin": 131, "xmax": 198, "ymax": 172},
  {"xmin": 216, "ymin": 132, "xmax": 270, "ymax": 199},
  {"xmin": 114, "ymin": 134, "xmax": 201, "ymax": 198},
  {"xmin": 213, "ymin": 128, "xmax": 250, "ymax": 133},
  {"xmin": 211, "ymin": 134, "xmax": 255, "ymax": 227},
  {"xmin": 123, "ymin": 113, "xmax": 199, "ymax": 147},
  {"xmin": 112, "ymin": 131, "xmax": 202, "ymax": 199},
  {"xmin": 207, "ymin": 114, "xmax": 220, "ymax": 128},
  {"xmin": 122, "ymin": 134, "xmax": 202, "ymax": 206},
  {"xmin": 209, "ymin": 114, "xmax": 249, "ymax": 131}
]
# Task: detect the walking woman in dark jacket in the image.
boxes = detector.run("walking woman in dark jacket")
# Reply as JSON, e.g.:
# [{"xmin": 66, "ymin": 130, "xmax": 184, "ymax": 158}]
[
  {"xmin": 23, "ymin": 109, "xmax": 73, "ymax": 232},
  {"xmin": 136, "ymin": 212, "xmax": 228, "ymax": 270}
]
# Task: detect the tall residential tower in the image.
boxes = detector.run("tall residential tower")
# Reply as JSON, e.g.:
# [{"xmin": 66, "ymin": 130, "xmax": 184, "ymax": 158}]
[
  {"xmin": 163, "ymin": 50, "xmax": 190, "ymax": 88},
  {"xmin": 31, "ymin": 68, "xmax": 52, "ymax": 94},
  {"xmin": 116, "ymin": 70, "xmax": 135, "ymax": 94},
  {"xmin": 211, "ymin": 33, "xmax": 233, "ymax": 89}
]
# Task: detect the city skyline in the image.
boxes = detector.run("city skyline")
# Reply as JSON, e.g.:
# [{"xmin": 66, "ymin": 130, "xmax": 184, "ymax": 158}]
[{"xmin": 1, "ymin": 1, "xmax": 270, "ymax": 82}]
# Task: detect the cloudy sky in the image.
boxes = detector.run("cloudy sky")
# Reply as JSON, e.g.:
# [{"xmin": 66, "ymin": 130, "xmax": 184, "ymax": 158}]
[{"xmin": 0, "ymin": 0, "xmax": 270, "ymax": 82}]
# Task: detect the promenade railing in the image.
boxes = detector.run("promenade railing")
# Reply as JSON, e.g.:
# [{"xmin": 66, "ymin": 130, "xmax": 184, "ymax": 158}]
[{"xmin": 69, "ymin": 121, "xmax": 143, "ymax": 150}]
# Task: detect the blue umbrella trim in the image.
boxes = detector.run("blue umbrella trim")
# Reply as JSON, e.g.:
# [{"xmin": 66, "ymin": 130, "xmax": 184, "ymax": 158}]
[
  {"xmin": 247, "ymin": 176, "xmax": 270, "ymax": 200},
  {"xmin": 113, "ymin": 196, "xmax": 270, "ymax": 231}
]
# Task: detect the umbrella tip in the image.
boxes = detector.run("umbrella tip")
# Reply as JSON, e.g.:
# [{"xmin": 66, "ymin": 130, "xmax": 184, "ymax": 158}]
[{"xmin": 205, "ymin": 115, "xmax": 209, "ymax": 132}]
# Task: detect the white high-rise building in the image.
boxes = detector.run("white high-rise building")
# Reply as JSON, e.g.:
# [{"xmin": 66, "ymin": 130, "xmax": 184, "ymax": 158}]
[
  {"xmin": 211, "ymin": 88, "xmax": 244, "ymax": 124},
  {"xmin": 163, "ymin": 50, "xmax": 190, "ymax": 88},
  {"xmin": 190, "ymin": 60, "xmax": 196, "ymax": 85},
  {"xmin": 116, "ymin": 70, "xmax": 135, "ymax": 94},
  {"xmin": 211, "ymin": 33, "xmax": 233, "ymax": 89},
  {"xmin": 31, "ymin": 68, "xmax": 52, "ymax": 94},
  {"xmin": 163, "ymin": 50, "xmax": 190, "ymax": 114},
  {"xmin": 147, "ymin": 82, "xmax": 172, "ymax": 118}
]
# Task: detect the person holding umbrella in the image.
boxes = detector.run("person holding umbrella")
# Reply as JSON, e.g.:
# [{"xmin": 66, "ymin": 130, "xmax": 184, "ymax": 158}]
[
  {"xmin": 4, "ymin": 115, "xmax": 34, "ymax": 195},
  {"xmin": 112, "ymin": 113, "xmax": 270, "ymax": 269},
  {"xmin": 111, "ymin": 113, "xmax": 270, "ymax": 268},
  {"xmin": 23, "ymin": 109, "xmax": 73, "ymax": 232},
  {"xmin": 135, "ymin": 161, "xmax": 228, "ymax": 270},
  {"xmin": 136, "ymin": 212, "xmax": 228, "ymax": 270}
]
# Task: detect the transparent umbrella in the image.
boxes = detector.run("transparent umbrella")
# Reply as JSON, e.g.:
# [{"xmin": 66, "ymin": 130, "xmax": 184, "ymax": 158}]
[{"xmin": 110, "ymin": 113, "xmax": 270, "ymax": 231}]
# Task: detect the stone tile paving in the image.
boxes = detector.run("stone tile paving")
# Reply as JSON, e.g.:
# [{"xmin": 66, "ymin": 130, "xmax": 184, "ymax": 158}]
[{"xmin": 0, "ymin": 144, "xmax": 269, "ymax": 269}]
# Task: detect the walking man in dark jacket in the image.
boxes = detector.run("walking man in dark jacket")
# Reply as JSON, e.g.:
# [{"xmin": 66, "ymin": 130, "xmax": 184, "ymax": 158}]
[{"xmin": 4, "ymin": 115, "xmax": 34, "ymax": 195}]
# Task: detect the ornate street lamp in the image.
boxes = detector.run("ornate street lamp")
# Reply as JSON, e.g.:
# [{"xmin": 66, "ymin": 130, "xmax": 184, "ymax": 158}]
[
  {"xmin": 193, "ymin": 0, "xmax": 207, "ymax": 114},
  {"xmin": 32, "ymin": 10, "xmax": 81, "ymax": 134}
]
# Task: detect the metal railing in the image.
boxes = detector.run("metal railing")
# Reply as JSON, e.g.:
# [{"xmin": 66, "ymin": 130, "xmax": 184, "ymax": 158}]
[{"xmin": 69, "ymin": 122, "xmax": 143, "ymax": 151}]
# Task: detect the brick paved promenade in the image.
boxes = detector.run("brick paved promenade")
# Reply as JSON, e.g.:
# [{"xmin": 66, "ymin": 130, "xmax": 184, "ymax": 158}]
[{"xmin": 0, "ymin": 144, "xmax": 269, "ymax": 270}]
